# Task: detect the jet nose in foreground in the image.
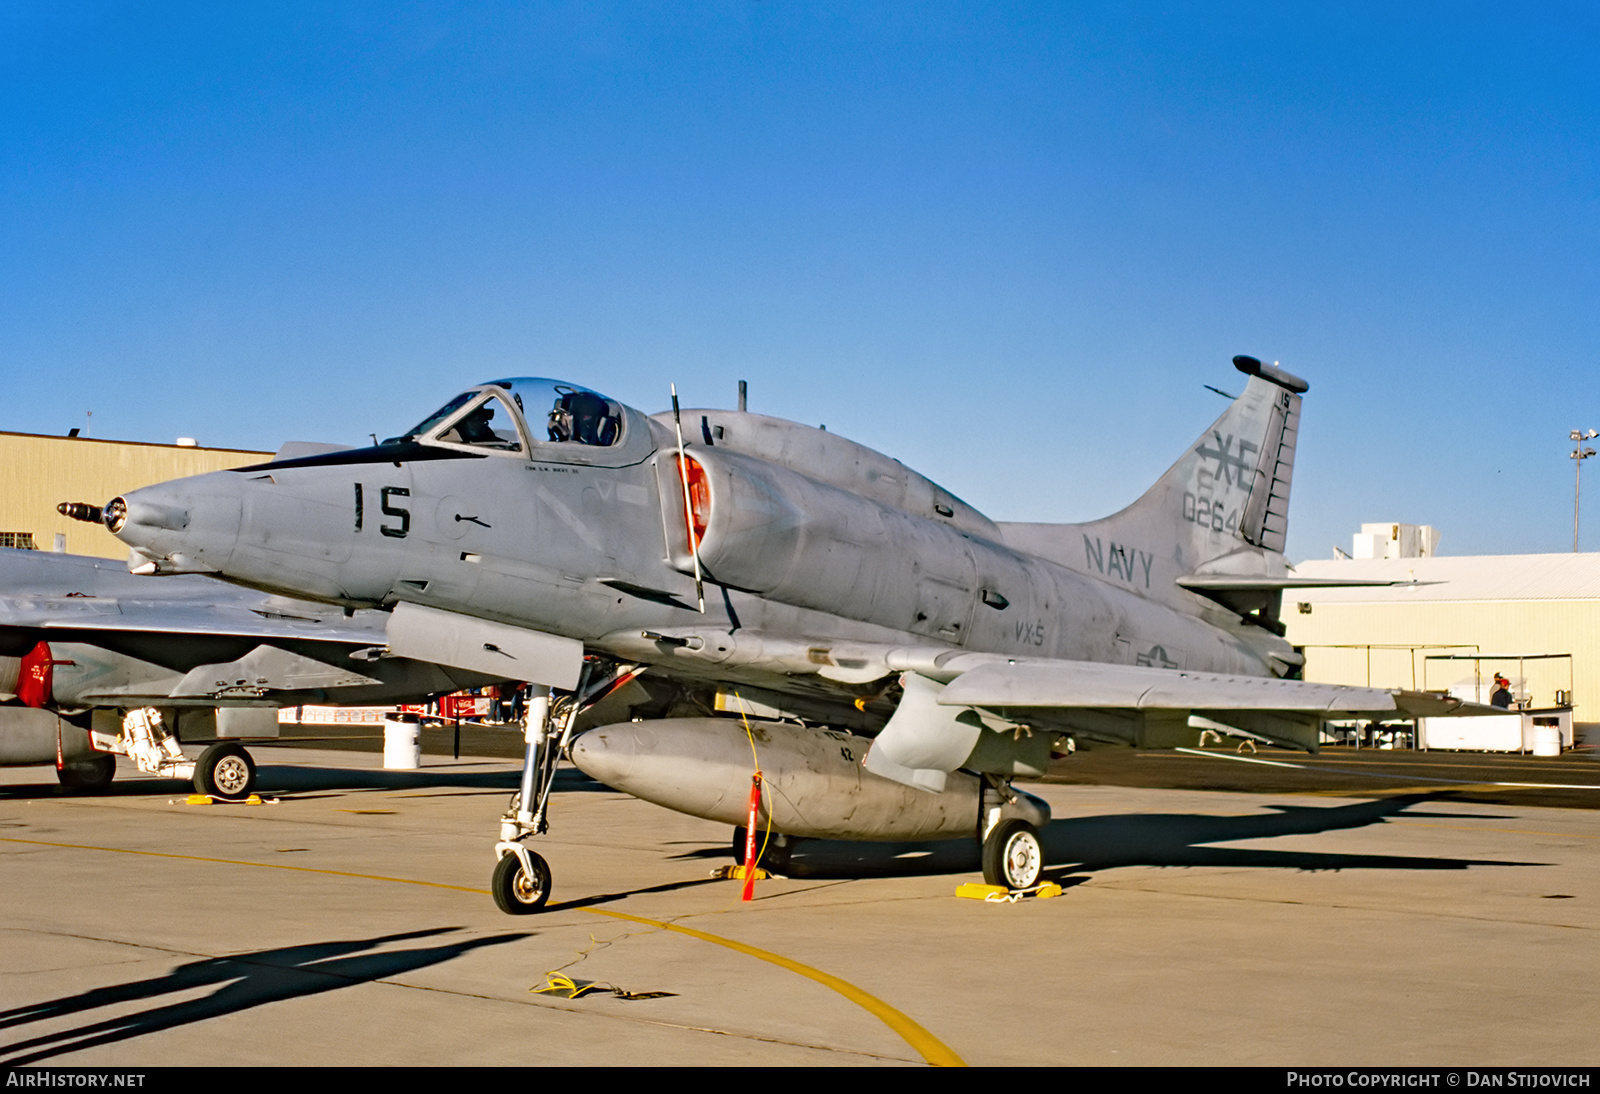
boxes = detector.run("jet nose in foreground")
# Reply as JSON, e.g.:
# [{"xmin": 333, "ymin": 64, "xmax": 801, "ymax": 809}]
[{"xmin": 98, "ymin": 476, "xmax": 243, "ymax": 575}]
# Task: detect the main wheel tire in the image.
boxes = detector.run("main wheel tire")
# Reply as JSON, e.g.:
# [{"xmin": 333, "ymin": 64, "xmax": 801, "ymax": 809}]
[
  {"xmin": 195, "ymin": 743, "xmax": 256, "ymax": 800},
  {"xmin": 982, "ymin": 819, "xmax": 1043, "ymax": 890},
  {"xmin": 731, "ymin": 827, "xmax": 792, "ymax": 873},
  {"xmin": 492, "ymin": 851, "xmax": 551, "ymax": 914},
  {"xmin": 57, "ymin": 754, "xmax": 116, "ymax": 791}
]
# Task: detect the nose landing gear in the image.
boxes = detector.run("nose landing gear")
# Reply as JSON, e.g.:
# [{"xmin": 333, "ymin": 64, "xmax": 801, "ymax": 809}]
[{"xmin": 491, "ymin": 665, "xmax": 638, "ymax": 914}]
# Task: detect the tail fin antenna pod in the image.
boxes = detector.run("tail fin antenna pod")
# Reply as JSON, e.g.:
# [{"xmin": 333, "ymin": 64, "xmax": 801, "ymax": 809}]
[{"xmin": 1231, "ymin": 356, "xmax": 1306, "ymax": 553}]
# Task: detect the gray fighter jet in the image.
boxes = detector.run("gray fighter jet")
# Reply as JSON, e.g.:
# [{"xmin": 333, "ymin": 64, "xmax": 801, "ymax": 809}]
[
  {"xmin": 0, "ymin": 548, "xmax": 503, "ymax": 796},
  {"xmin": 72, "ymin": 357, "xmax": 1466, "ymax": 911}
]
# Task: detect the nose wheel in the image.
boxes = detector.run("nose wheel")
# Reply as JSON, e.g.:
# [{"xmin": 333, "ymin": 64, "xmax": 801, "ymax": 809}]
[
  {"xmin": 490, "ymin": 681, "xmax": 574, "ymax": 915},
  {"xmin": 492, "ymin": 849, "xmax": 551, "ymax": 914}
]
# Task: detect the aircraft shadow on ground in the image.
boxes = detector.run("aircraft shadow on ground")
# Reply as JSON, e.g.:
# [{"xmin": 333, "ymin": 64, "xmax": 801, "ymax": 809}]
[
  {"xmin": 0, "ymin": 765, "xmax": 610, "ymax": 799},
  {"xmin": 758, "ymin": 795, "xmax": 1545, "ymax": 882},
  {"xmin": 0, "ymin": 927, "xmax": 530, "ymax": 1065},
  {"xmin": 546, "ymin": 875, "xmax": 725, "ymax": 912}
]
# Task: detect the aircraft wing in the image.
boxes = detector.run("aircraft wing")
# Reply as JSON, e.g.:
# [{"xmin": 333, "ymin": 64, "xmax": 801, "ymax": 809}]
[
  {"xmin": 602, "ymin": 623, "xmax": 1490, "ymax": 795},
  {"xmin": 0, "ymin": 594, "xmax": 385, "ymax": 645},
  {"xmin": 853, "ymin": 650, "xmax": 1489, "ymax": 791},
  {"xmin": 0, "ymin": 553, "xmax": 499, "ymax": 707},
  {"xmin": 602, "ymin": 624, "xmax": 1469, "ymax": 722},
  {"xmin": 596, "ymin": 623, "xmax": 1477, "ymax": 769},
  {"xmin": 0, "ymin": 551, "xmax": 385, "ymax": 645},
  {"xmin": 936, "ymin": 657, "xmax": 1464, "ymax": 718}
]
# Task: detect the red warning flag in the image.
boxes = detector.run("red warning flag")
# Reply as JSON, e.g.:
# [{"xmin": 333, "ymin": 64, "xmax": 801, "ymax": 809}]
[{"xmin": 741, "ymin": 772, "xmax": 763, "ymax": 902}]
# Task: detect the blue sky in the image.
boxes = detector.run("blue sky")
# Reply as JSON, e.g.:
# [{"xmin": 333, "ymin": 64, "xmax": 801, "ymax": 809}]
[{"xmin": 3, "ymin": 2, "xmax": 1596, "ymax": 560}]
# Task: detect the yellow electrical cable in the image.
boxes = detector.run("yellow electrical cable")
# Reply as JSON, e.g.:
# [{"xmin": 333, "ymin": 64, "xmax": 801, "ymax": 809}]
[{"xmin": 732, "ymin": 691, "xmax": 775, "ymax": 871}]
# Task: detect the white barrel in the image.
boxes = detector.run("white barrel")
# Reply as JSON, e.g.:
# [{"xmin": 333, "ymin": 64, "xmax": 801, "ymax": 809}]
[
  {"xmin": 1530, "ymin": 723, "xmax": 1561, "ymax": 758},
  {"xmin": 383, "ymin": 713, "xmax": 422, "ymax": 769}
]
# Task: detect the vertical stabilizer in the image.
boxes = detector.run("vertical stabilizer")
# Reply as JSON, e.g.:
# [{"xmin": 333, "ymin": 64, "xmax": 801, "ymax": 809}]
[{"xmin": 1000, "ymin": 355, "xmax": 1307, "ymax": 610}]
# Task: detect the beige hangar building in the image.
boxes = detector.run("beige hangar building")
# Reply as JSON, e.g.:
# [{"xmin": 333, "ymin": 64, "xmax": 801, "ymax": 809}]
[
  {"xmin": 0, "ymin": 430, "xmax": 269, "ymax": 560},
  {"xmin": 1286, "ymin": 523, "xmax": 1600, "ymax": 734}
]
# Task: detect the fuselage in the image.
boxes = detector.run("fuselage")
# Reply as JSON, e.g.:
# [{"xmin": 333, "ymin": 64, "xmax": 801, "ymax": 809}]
[{"xmin": 101, "ymin": 378, "xmax": 1288, "ymax": 725}]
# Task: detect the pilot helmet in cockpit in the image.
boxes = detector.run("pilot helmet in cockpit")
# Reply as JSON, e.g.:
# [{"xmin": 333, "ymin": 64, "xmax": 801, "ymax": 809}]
[{"xmin": 547, "ymin": 387, "xmax": 619, "ymax": 446}]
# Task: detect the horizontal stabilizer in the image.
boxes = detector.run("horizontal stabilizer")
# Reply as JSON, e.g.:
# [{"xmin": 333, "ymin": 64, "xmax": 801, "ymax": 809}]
[
  {"xmin": 1176, "ymin": 573, "xmax": 1430, "ymax": 619},
  {"xmin": 1175, "ymin": 575, "xmax": 1423, "ymax": 593}
]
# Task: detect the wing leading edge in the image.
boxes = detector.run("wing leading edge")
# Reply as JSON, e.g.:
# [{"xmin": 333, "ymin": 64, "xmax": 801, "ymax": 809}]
[
  {"xmin": 938, "ymin": 658, "xmax": 1463, "ymax": 716},
  {"xmin": 922, "ymin": 656, "xmax": 1480, "ymax": 759},
  {"xmin": 591, "ymin": 623, "xmax": 1481, "ymax": 787}
]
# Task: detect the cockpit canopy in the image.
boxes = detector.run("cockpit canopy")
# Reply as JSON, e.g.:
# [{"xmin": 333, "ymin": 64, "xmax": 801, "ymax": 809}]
[{"xmin": 391, "ymin": 379, "xmax": 625, "ymax": 455}]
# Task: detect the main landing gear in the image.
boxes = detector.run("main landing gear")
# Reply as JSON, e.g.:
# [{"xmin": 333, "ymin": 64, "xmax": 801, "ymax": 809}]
[
  {"xmin": 115, "ymin": 708, "xmax": 258, "ymax": 800},
  {"xmin": 979, "ymin": 778, "xmax": 1050, "ymax": 891},
  {"xmin": 193, "ymin": 742, "xmax": 257, "ymax": 801},
  {"xmin": 982, "ymin": 818, "xmax": 1043, "ymax": 890},
  {"xmin": 731, "ymin": 826, "xmax": 795, "ymax": 875}
]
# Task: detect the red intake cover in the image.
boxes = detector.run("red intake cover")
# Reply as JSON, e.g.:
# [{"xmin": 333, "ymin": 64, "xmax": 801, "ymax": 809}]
[{"xmin": 18, "ymin": 641, "xmax": 54, "ymax": 708}]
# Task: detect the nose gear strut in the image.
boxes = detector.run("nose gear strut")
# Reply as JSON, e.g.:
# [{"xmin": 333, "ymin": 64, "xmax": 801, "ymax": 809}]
[{"xmin": 490, "ymin": 661, "xmax": 643, "ymax": 914}]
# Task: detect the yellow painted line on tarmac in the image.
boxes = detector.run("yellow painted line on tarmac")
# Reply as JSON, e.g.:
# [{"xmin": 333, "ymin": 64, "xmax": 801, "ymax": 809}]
[
  {"xmin": 1173, "ymin": 748, "xmax": 1600, "ymax": 790},
  {"xmin": 1, "ymin": 836, "xmax": 965, "ymax": 1067},
  {"xmin": 0, "ymin": 836, "xmax": 487, "ymax": 892},
  {"xmin": 1300, "ymin": 784, "xmax": 1488, "ymax": 799},
  {"xmin": 1298, "ymin": 782, "xmax": 1536, "ymax": 798},
  {"xmin": 1478, "ymin": 781, "xmax": 1600, "ymax": 790},
  {"xmin": 1148, "ymin": 749, "xmax": 1600, "ymax": 773},
  {"xmin": 585, "ymin": 907, "xmax": 965, "ymax": 1067}
]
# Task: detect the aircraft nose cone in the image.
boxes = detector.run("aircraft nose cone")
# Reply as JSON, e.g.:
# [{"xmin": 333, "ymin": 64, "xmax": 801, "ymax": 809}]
[
  {"xmin": 105, "ymin": 492, "xmax": 189, "ymax": 537},
  {"xmin": 107, "ymin": 478, "xmax": 240, "ymax": 575},
  {"xmin": 569, "ymin": 723, "xmax": 654, "ymax": 789}
]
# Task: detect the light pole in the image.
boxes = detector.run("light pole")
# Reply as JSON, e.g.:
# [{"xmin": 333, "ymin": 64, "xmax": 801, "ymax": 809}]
[{"xmin": 1571, "ymin": 429, "xmax": 1597, "ymax": 552}]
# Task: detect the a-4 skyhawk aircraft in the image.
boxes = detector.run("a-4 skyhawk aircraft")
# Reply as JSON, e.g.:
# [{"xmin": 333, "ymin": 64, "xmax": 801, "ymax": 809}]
[{"xmin": 70, "ymin": 355, "xmax": 1467, "ymax": 912}]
